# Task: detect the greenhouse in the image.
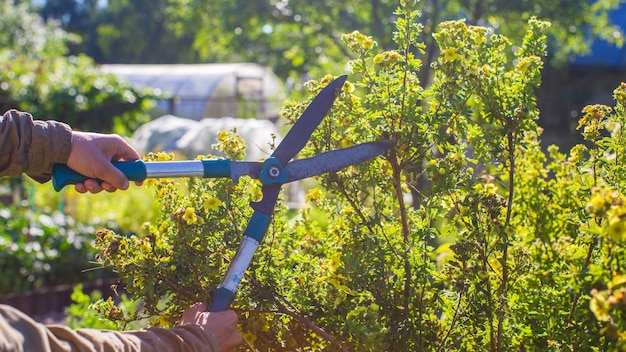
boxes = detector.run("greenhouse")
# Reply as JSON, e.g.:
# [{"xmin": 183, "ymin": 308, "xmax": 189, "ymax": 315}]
[{"xmin": 101, "ymin": 63, "xmax": 286, "ymax": 121}]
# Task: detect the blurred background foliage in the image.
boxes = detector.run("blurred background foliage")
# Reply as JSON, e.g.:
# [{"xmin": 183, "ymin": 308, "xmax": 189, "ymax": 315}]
[
  {"xmin": 0, "ymin": 177, "xmax": 153, "ymax": 294},
  {"xmin": 0, "ymin": 0, "xmax": 158, "ymax": 134},
  {"xmin": 0, "ymin": 0, "xmax": 622, "ymax": 130},
  {"xmin": 32, "ymin": 0, "xmax": 624, "ymax": 82}
]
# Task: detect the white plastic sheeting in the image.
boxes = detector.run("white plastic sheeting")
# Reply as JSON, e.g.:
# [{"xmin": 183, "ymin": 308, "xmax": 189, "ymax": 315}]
[
  {"xmin": 101, "ymin": 63, "xmax": 285, "ymax": 120},
  {"xmin": 130, "ymin": 114, "xmax": 280, "ymax": 162},
  {"xmin": 129, "ymin": 114, "xmax": 304, "ymax": 207}
]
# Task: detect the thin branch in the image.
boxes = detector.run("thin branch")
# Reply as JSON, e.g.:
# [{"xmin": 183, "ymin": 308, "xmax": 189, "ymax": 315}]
[
  {"xmin": 437, "ymin": 283, "xmax": 467, "ymax": 351},
  {"xmin": 248, "ymin": 278, "xmax": 349, "ymax": 352}
]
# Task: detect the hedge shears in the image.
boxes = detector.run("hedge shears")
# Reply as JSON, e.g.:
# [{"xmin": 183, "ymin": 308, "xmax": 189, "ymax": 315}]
[{"xmin": 52, "ymin": 75, "xmax": 394, "ymax": 311}]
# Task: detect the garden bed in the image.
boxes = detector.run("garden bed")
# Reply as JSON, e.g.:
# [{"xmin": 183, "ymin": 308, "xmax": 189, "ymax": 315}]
[{"xmin": 0, "ymin": 279, "xmax": 118, "ymax": 320}]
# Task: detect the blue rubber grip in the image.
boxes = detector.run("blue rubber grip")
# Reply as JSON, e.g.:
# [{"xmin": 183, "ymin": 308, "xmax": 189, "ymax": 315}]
[
  {"xmin": 202, "ymin": 159, "xmax": 231, "ymax": 178},
  {"xmin": 245, "ymin": 211, "xmax": 272, "ymax": 242},
  {"xmin": 208, "ymin": 287, "xmax": 235, "ymax": 312},
  {"xmin": 51, "ymin": 161, "xmax": 147, "ymax": 191}
]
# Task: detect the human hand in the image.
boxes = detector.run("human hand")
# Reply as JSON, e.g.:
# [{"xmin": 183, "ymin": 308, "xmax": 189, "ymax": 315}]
[
  {"xmin": 180, "ymin": 303, "xmax": 243, "ymax": 352},
  {"xmin": 66, "ymin": 131, "xmax": 141, "ymax": 194}
]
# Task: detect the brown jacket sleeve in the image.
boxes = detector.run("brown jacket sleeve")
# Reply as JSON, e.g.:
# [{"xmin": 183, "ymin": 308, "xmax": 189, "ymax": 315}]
[
  {"xmin": 0, "ymin": 304, "xmax": 222, "ymax": 352},
  {"xmin": 0, "ymin": 109, "xmax": 72, "ymax": 183}
]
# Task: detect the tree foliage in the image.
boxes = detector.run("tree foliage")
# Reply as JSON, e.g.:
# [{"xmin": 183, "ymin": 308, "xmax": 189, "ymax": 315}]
[
  {"xmin": 85, "ymin": 1, "xmax": 626, "ymax": 350},
  {"xmin": 0, "ymin": 0, "xmax": 155, "ymax": 133},
  {"xmin": 34, "ymin": 0, "xmax": 625, "ymax": 82}
]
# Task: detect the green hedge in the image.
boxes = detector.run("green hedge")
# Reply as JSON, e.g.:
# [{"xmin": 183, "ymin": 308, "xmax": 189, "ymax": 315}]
[{"xmin": 0, "ymin": 203, "xmax": 114, "ymax": 294}]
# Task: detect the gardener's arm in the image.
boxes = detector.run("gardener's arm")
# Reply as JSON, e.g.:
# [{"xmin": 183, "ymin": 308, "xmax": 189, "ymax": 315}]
[
  {"xmin": 0, "ymin": 303, "xmax": 241, "ymax": 352},
  {"xmin": 0, "ymin": 109, "xmax": 139, "ymax": 193}
]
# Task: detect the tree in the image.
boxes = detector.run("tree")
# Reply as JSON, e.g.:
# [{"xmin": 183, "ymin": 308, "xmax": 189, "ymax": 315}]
[
  {"xmin": 33, "ymin": 0, "xmax": 199, "ymax": 64},
  {"xmin": 1, "ymin": 0, "xmax": 71, "ymax": 58},
  {"xmin": 34, "ymin": 0, "xmax": 624, "ymax": 82},
  {"xmin": 0, "ymin": 0, "xmax": 156, "ymax": 133},
  {"xmin": 164, "ymin": 0, "xmax": 401, "ymax": 80},
  {"xmin": 163, "ymin": 0, "xmax": 623, "ymax": 82},
  {"xmin": 92, "ymin": 0, "xmax": 198, "ymax": 64},
  {"xmin": 37, "ymin": 0, "xmax": 104, "ymax": 59}
]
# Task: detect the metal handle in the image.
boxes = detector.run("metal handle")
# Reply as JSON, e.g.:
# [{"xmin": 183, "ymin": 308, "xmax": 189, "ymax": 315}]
[{"xmin": 207, "ymin": 211, "xmax": 271, "ymax": 312}]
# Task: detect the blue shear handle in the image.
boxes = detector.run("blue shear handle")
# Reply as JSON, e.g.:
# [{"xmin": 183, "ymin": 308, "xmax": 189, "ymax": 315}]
[
  {"xmin": 51, "ymin": 161, "xmax": 148, "ymax": 191},
  {"xmin": 208, "ymin": 287, "xmax": 236, "ymax": 312},
  {"xmin": 201, "ymin": 159, "xmax": 231, "ymax": 178}
]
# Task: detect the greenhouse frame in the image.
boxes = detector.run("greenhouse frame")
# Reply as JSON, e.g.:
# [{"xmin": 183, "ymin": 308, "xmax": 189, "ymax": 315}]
[{"xmin": 101, "ymin": 63, "xmax": 286, "ymax": 121}]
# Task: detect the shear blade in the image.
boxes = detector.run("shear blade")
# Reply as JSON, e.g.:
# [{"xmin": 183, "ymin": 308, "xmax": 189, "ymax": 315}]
[
  {"xmin": 271, "ymin": 75, "xmax": 348, "ymax": 165},
  {"xmin": 285, "ymin": 140, "xmax": 395, "ymax": 182},
  {"xmin": 250, "ymin": 184, "xmax": 282, "ymax": 214},
  {"xmin": 230, "ymin": 161, "xmax": 263, "ymax": 182}
]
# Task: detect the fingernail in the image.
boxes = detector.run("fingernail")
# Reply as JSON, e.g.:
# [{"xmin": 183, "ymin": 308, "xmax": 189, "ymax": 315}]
[{"xmin": 123, "ymin": 180, "xmax": 129, "ymax": 190}]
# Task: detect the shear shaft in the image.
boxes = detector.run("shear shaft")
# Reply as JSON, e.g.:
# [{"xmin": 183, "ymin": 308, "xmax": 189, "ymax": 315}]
[
  {"xmin": 144, "ymin": 159, "xmax": 230, "ymax": 178},
  {"xmin": 144, "ymin": 160, "xmax": 205, "ymax": 177}
]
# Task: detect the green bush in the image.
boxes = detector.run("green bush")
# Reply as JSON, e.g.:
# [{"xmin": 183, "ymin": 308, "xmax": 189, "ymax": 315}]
[
  {"xmin": 88, "ymin": 1, "xmax": 626, "ymax": 351},
  {"xmin": 65, "ymin": 283, "xmax": 147, "ymax": 331},
  {"xmin": 0, "ymin": 205, "xmax": 106, "ymax": 294},
  {"xmin": 0, "ymin": 54, "xmax": 157, "ymax": 134}
]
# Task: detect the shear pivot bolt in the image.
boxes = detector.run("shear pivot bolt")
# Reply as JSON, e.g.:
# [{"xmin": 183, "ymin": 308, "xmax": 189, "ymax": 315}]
[
  {"xmin": 259, "ymin": 157, "xmax": 288, "ymax": 185},
  {"xmin": 268, "ymin": 166, "xmax": 281, "ymax": 178}
]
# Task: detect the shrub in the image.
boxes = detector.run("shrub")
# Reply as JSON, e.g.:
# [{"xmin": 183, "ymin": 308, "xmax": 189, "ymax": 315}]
[
  {"xmin": 89, "ymin": 1, "xmax": 626, "ymax": 351},
  {"xmin": 0, "ymin": 205, "xmax": 105, "ymax": 294},
  {"xmin": 66, "ymin": 283, "xmax": 146, "ymax": 331}
]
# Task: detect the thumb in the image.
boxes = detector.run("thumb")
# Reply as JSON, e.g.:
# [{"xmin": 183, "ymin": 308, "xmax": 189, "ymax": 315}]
[{"xmin": 109, "ymin": 135, "xmax": 141, "ymax": 162}]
